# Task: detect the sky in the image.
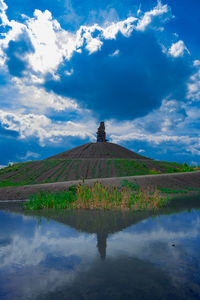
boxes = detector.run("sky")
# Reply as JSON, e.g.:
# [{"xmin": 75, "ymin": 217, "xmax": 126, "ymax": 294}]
[{"xmin": 0, "ymin": 0, "xmax": 200, "ymax": 166}]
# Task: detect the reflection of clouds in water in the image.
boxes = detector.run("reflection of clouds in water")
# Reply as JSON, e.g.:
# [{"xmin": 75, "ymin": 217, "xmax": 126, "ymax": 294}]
[
  {"xmin": 0, "ymin": 216, "xmax": 97, "ymax": 300},
  {"xmin": 0, "ymin": 210, "xmax": 200, "ymax": 299},
  {"xmin": 0, "ymin": 227, "xmax": 96, "ymax": 268},
  {"xmin": 3, "ymin": 265, "xmax": 93, "ymax": 300},
  {"xmin": 107, "ymin": 212, "xmax": 200, "ymax": 284}
]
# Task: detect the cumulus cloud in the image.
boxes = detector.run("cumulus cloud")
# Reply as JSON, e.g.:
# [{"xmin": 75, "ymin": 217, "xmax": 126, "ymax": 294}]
[
  {"xmin": 5, "ymin": 30, "xmax": 34, "ymax": 77},
  {"xmin": 0, "ymin": 1, "xmax": 173, "ymax": 79},
  {"xmin": 105, "ymin": 99, "xmax": 200, "ymax": 157},
  {"xmin": 0, "ymin": 0, "xmax": 8, "ymax": 24},
  {"xmin": 136, "ymin": 0, "xmax": 171, "ymax": 31},
  {"xmin": 13, "ymin": 80, "xmax": 78, "ymax": 113},
  {"xmin": 0, "ymin": 0, "xmax": 199, "ymax": 163},
  {"xmin": 187, "ymin": 61, "xmax": 200, "ymax": 102},
  {"xmin": 25, "ymin": 9, "xmax": 79, "ymax": 75},
  {"xmin": 45, "ymin": 30, "xmax": 192, "ymax": 120},
  {"xmin": 169, "ymin": 40, "xmax": 190, "ymax": 58},
  {"xmin": 0, "ymin": 109, "xmax": 97, "ymax": 145}
]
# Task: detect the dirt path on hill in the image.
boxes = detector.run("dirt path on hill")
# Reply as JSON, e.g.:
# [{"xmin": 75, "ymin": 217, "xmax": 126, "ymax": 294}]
[{"xmin": 0, "ymin": 171, "xmax": 200, "ymax": 201}]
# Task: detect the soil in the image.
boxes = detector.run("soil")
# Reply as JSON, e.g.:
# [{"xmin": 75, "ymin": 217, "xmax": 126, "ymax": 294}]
[
  {"xmin": 0, "ymin": 171, "xmax": 200, "ymax": 201},
  {"xmin": 48, "ymin": 142, "xmax": 150, "ymax": 159}
]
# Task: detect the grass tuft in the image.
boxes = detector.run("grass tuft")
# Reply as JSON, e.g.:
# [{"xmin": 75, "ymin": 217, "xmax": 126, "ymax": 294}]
[{"xmin": 23, "ymin": 182, "xmax": 168, "ymax": 211}]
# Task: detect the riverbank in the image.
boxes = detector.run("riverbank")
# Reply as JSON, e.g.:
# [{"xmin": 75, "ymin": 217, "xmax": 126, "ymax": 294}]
[{"xmin": 0, "ymin": 170, "xmax": 200, "ymax": 201}]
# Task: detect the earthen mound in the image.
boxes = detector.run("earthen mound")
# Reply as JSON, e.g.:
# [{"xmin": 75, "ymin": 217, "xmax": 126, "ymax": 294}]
[{"xmin": 48, "ymin": 142, "xmax": 149, "ymax": 160}]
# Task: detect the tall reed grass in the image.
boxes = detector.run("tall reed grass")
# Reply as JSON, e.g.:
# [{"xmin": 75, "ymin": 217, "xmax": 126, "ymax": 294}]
[{"xmin": 23, "ymin": 182, "xmax": 168, "ymax": 211}]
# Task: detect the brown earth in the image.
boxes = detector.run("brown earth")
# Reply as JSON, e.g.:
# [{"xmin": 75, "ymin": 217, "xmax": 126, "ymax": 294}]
[
  {"xmin": 48, "ymin": 142, "xmax": 150, "ymax": 159},
  {"xmin": 0, "ymin": 142, "xmax": 192, "ymax": 185},
  {"xmin": 0, "ymin": 158, "xmax": 188, "ymax": 185},
  {"xmin": 0, "ymin": 171, "xmax": 200, "ymax": 201}
]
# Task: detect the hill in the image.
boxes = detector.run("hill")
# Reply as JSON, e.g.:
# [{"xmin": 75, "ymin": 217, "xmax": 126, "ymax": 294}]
[
  {"xmin": 0, "ymin": 142, "xmax": 195, "ymax": 187},
  {"xmin": 48, "ymin": 142, "xmax": 149, "ymax": 159}
]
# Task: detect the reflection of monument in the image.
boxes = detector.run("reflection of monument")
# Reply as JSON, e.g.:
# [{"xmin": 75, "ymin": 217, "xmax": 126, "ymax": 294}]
[
  {"xmin": 97, "ymin": 231, "xmax": 108, "ymax": 260},
  {"xmin": 96, "ymin": 121, "xmax": 108, "ymax": 142},
  {"xmin": 28, "ymin": 210, "xmax": 151, "ymax": 260},
  {"xmin": 14, "ymin": 198, "xmax": 200, "ymax": 261}
]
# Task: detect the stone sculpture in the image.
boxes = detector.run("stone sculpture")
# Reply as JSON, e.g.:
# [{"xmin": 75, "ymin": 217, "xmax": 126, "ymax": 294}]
[{"xmin": 96, "ymin": 121, "xmax": 108, "ymax": 142}]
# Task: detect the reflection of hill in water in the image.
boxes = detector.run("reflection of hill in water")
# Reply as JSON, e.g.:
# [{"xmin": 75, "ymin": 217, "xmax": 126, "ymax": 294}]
[
  {"xmin": 32, "ymin": 209, "xmax": 153, "ymax": 260},
  {"xmin": 42, "ymin": 210, "xmax": 153, "ymax": 260},
  {"xmin": 1, "ymin": 195, "xmax": 200, "ymax": 260}
]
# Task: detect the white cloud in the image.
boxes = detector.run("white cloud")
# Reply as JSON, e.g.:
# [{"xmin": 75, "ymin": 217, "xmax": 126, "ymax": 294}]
[
  {"xmin": 64, "ymin": 68, "xmax": 74, "ymax": 76},
  {"xmin": 136, "ymin": 0, "xmax": 170, "ymax": 31},
  {"xmin": 109, "ymin": 49, "xmax": 120, "ymax": 57},
  {"xmin": 0, "ymin": 0, "xmax": 7, "ymax": 12},
  {"xmin": 107, "ymin": 99, "xmax": 187, "ymax": 140},
  {"xmin": 18, "ymin": 151, "xmax": 40, "ymax": 160},
  {"xmin": 187, "ymin": 63, "xmax": 200, "ymax": 101},
  {"xmin": 137, "ymin": 4, "xmax": 142, "ymax": 16},
  {"xmin": 193, "ymin": 60, "xmax": 200, "ymax": 67},
  {"xmin": 0, "ymin": 0, "xmax": 173, "ymax": 79},
  {"xmin": 0, "ymin": 109, "xmax": 97, "ymax": 145},
  {"xmin": 0, "ymin": 0, "xmax": 198, "ymax": 160},
  {"xmin": 13, "ymin": 80, "xmax": 78, "ymax": 113},
  {"xmin": 0, "ymin": 110, "xmax": 51, "ymax": 143},
  {"xmin": 0, "ymin": 164, "xmax": 7, "ymax": 169},
  {"xmin": 103, "ymin": 16, "xmax": 137, "ymax": 39},
  {"xmin": 25, "ymin": 9, "xmax": 79, "ymax": 75},
  {"xmin": 104, "ymin": 98, "xmax": 200, "ymax": 157},
  {"xmin": 0, "ymin": 7, "xmax": 136, "ymax": 77},
  {"xmin": 138, "ymin": 149, "xmax": 145, "ymax": 153},
  {"xmin": 0, "ymin": 0, "xmax": 8, "ymax": 25},
  {"xmin": 169, "ymin": 40, "xmax": 190, "ymax": 57},
  {"xmin": 0, "ymin": 19, "xmax": 26, "ymax": 67}
]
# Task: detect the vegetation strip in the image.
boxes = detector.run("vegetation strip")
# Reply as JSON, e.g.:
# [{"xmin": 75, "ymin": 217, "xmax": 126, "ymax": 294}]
[
  {"xmin": 1, "ymin": 158, "xmax": 199, "ymax": 188},
  {"xmin": 23, "ymin": 180, "xmax": 169, "ymax": 211}
]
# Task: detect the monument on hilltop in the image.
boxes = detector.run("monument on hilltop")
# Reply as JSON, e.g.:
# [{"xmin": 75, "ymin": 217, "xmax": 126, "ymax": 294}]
[{"xmin": 96, "ymin": 121, "xmax": 108, "ymax": 142}]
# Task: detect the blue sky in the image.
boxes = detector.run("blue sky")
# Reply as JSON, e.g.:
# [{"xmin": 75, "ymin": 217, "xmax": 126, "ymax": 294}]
[{"xmin": 0, "ymin": 0, "xmax": 200, "ymax": 166}]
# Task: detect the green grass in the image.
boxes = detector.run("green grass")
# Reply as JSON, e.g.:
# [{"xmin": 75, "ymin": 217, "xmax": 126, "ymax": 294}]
[
  {"xmin": 117, "ymin": 159, "xmax": 160, "ymax": 176},
  {"xmin": 155, "ymin": 161, "xmax": 196, "ymax": 173},
  {"xmin": 23, "ymin": 182, "xmax": 168, "ymax": 211},
  {"xmin": 0, "ymin": 158, "xmax": 198, "ymax": 188},
  {"xmin": 157, "ymin": 186, "xmax": 200, "ymax": 194},
  {"xmin": 157, "ymin": 187, "xmax": 188, "ymax": 194},
  {"xmin": 0, "ymin": 162, "xmax": 31, "ymax": 175},
  {"xmin": 120, "ymin": 179, "xmax": 140, "ymax": 191},
  {"xmin": 0, "ymin": 180, "xmax": 30, "ymax": 187}
]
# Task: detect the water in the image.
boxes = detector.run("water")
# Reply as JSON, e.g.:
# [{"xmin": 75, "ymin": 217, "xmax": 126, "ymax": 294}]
[{"xmin": 0, "ymin": 199, "xmax": 200, "ymax": 299}]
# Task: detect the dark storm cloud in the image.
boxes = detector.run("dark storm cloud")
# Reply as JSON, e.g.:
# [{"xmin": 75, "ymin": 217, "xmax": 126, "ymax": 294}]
[
  {"xmin": 44, "ymin": 31, "xmax": 193, "ymax": 120},
  {"xmin": 5, "ymin": 31, "xmax": 34, "ymax": 77}
]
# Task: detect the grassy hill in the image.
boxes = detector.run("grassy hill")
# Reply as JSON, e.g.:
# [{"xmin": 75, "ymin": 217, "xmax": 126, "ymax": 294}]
[
  {"xmin": 0, "ymin": 142, "xmax": 196, "ymax": 187},
  {"xmin": 0, "ymin": 158, "xmax": 195, "ymax": 188}
]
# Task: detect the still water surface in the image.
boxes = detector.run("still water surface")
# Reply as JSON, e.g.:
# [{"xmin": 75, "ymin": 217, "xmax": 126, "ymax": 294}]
[{"xmin": 0, "ymin": 200, "xmax": 200, "ymax": 299}]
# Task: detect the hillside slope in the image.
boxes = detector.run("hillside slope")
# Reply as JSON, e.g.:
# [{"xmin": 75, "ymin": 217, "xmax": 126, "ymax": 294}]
[
  {"xmin": 48, "ymin": 142, "xmax": 149, "ymax": 159},
  {"xmin": 0, "ymin": 142, "xmax": 195, "ymax": 187}
]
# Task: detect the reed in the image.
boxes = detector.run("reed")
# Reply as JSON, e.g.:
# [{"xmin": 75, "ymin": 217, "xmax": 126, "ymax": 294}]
[{"xmin": 23, "ymin": 182, "xmax": 168, "ymax": 211}]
